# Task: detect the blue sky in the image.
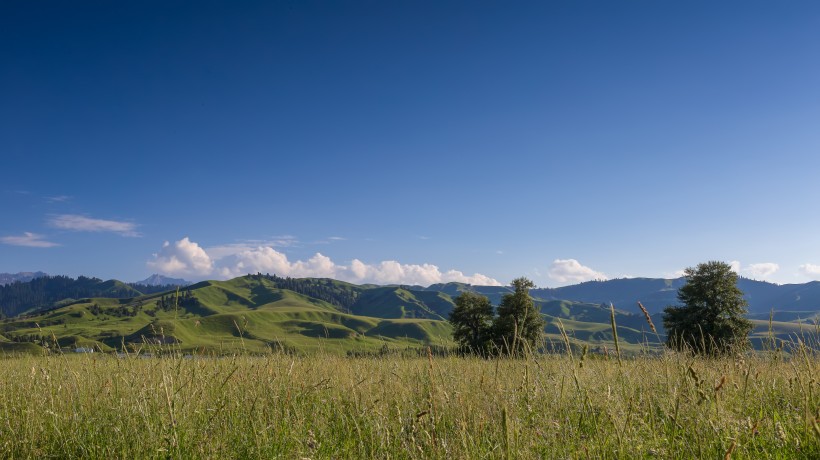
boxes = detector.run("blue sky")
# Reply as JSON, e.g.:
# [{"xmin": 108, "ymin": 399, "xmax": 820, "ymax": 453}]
[{"xmin": 2, "ymin": 1, "xmax": 820, "ymax": 286}]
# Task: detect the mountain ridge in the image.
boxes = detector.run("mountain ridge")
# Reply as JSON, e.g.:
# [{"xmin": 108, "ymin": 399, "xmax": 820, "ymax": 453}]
[
  {"xmin": 0, "ymin": 271, "xmax": 48, "ymax": 286},
  {"xmin": 4, "ymin": 273, "xmax": 820, "ymax": 318}
]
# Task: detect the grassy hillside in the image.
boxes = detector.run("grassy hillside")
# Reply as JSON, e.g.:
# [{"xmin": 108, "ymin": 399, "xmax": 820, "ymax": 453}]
[
  {"xmin": 1, "ymin": 274, "xmax": 817, "ymax": 356},
  {"xmin": 0, "ymin": 276, "xmax": 455, "ymax": 355},
  {"xmin": 350, "ymin": 287, "xmax": 453, "ymax": 319}
]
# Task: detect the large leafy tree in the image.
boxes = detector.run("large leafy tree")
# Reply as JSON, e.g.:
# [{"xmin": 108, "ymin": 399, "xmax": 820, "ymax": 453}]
[
  {"xmin": 493, "ymin": 277, "xmax": 545, "ymax": 355},
  {"xmin": 448, "ymin": 291, "xmax": 494, "ymax": 354},
  {"xmin": 663, "ymin": 261, "xmax": 753, "ymax": 355}
]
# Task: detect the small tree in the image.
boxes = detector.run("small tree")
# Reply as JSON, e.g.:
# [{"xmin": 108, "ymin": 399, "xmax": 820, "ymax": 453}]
[
  {"xmin": 662, "ymin": 261, "xmax": 753, "ymax": 355},
  {"xmin": 493, "ymin": 277, "xmax": 545, "ymax": 355},
  {"xmin": 448, "ymin": 291, "xmax": 494, "ymax": 354}
]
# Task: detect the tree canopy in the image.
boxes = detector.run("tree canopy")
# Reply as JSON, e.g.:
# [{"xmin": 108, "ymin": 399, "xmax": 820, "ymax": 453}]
[
  {"xmin": 449, "ymin": 277, "xmax": 546, "ymax": 356},
  {"xmin": 493, "ymin": 277, "xmax": 546, "ymax": 355},
  {"xmin": 448, "ymin": 291, "xmax": 494, "ymax": 354},
  {"xmin": 662, "ymin": 261, "xmax": 753, "ymax": 355}
]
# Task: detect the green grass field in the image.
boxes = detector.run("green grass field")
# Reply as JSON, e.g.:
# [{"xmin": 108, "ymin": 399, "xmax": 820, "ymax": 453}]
[
  {"xmin": 0, "ymin": 347, "xmax": 817, "ymax": 458},
  {"xmin": 2, "ymin": 274, "xmax": 819, "ymax": 457}
]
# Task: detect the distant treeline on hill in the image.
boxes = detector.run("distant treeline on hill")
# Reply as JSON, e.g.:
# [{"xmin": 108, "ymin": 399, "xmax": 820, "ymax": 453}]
[
  {"xmin": 0, "ymin": 275, "xmax": 181, "ymax": 318},
  {"xmin": 253, "ymin": 273, "xmax": 361, "ymax": 312}
]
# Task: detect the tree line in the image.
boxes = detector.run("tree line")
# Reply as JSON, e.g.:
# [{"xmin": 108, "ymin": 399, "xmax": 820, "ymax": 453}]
[
  {"xmin": 249, "ymin": 273, "xmax": 361, "ymax": 312},
  {"xmin": 0, "ymin": 276, "xmax": 185, "ymax": 318},
  {"xmin": 0, "ymin": 276, "xmax": 129, "ymax": 317}
]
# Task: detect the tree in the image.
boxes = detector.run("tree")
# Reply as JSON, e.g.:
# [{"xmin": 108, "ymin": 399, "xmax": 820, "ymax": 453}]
[
  {"xmin": 448, "ymin": 291, "xmax": 494, "ymax": 354},
  {"xmin": 662, "ymin": 261, "xmax": 753, "ymax": 355},
  {"xmin": 493, "ymin": 277, "xmax": 545, "ymax": 355}
]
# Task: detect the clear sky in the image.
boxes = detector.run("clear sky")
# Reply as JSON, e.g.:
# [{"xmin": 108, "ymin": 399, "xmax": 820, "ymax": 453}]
[{"xmin": 2, "ymin": 1, "xmax": 819, "ymax": 287}]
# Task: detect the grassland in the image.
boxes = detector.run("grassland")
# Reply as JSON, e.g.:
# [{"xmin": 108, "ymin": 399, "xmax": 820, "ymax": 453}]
[{"xmin": 1, "ymin": 344, "xmax": 818, "ymax": 459}]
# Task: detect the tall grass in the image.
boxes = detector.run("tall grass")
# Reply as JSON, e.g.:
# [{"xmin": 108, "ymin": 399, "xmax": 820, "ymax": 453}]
[{"xmin": 0, "ymin": 344, "xmax": 818, "ymax": 459}]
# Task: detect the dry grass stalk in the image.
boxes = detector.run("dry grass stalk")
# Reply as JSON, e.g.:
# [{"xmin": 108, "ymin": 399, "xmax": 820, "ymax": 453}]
[
  {"xmin": 609, "ymin": 303, "xmax": 622, "ymax": 367},
  {"xmin": 715, "ymin": 375, "xmax": 726, "ymax": 392},
  {"xmin": 636, "ymin": 302, "xmax": 657, "ymax": 334},
  {"xmin": 723, "ymin": 440, "xmax": 737, "ymax": 460}
]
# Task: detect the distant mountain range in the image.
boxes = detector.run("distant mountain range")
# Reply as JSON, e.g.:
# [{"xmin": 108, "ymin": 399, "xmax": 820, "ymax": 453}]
[
  {"xmin": 3, "ymin": 272, "xmax": 820, "ymax": 318},
  {"xmin": 0, "ymin": 271, "xmax": 48, "ymax": 286},
  {"xmin": 134, "ymin": 274, "xmax": 191, "ymax": 287},
  {"xmin": 426, "ymin": 277, "xmax": 820, "ymax": 316}
]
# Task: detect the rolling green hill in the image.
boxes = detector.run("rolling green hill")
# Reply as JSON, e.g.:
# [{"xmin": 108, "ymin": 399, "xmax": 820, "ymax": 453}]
[
  {"xmin": 349, "ymin": 287, "xmax": 453, "ymax": 319},
  {"xmin": 0, "ymin": 274, "xmax": 817, "ymax": 355},
  {"xmin": 0, "ymin": 276, "xmax": 456, "ymax": 355}
]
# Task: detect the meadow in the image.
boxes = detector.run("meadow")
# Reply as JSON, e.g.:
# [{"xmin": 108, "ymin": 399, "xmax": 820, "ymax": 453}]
[{"xmin": 1, "ymin": 345, "xmax": 818, "ymax": 459}]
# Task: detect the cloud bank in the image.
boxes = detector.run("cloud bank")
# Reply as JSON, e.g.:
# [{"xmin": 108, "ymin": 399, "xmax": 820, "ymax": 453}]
[
  {"xmin": 744, "ymin": 262, "xmax": 780, "ymax": 278},
  {"xmin": 671, "ymin": 260, "xmax": 780, "ymax": 281},
  {"xmin": 0, "ymin": 232, "xmax": 59, "ymax": 248},
  {"xmin": 50, "ymin": 214, "xmax": 140, "ymax": 237},
  {"xmin": 799, "ymin": 263, "xmax": 820, "ymax": 279},
  {"xmin": 548, "ymin": 259, "xmax": 607, "ymax": 284},
  {"xmin": 148, "ymin": 237, "xmax": 501, "ymax": 286}
]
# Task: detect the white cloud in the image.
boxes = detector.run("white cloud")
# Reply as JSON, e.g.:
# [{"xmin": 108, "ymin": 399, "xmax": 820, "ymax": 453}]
[
  {"xmin": 45, "ymin": 195, "xmax": 72, "ymax": 203},
  {"xmin": 743, "ymin": 262, "xmax": 780, "ymax": 279},
  {"xmin": 729, "ymin": 260, "xmax": 741, "ymax": 274},
  {"xmin": 216, "ymin": 246, "xmax": 291, "ymax": 278},
  {"xmin": 148, "ymin": 237, "xmax": 214, "ymax": 276},
  {"xmin": 548, "ymin": 259, "xmax": 608, "ymax": 284},
  {"xmin": 50, "ymin": 214, "xmax": 139, "ymax": 237},
  {"xmin": 799, "ymin": 263, "xmax": 820, "ymax": 279},
  {"xmin": 0, "ymin": 232, "xmax": 59, "ymax": 248},
  {"xmin": 340, "ymin": 259, "xmax": 499, "ymax": 286},
  {"xmin": 149, "ymin": 237, "xmax": 501, "ymax": 286}
]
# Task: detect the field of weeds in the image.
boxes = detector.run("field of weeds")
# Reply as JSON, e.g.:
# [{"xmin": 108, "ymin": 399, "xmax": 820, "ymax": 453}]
[{"xmin": 0, "ymin": 348, "xmax": 818, "ymax": 459}]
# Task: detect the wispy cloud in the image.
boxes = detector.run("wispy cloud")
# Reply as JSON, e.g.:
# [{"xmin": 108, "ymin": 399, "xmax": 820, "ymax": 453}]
[
  {"xmin": 49, "ymin": 214, "xmax": 140, "ymax": 237},
  {"xmin": 1, "ymin": 232, "xmax": 59, "ymax": 248},
  {"xmin": 45, "ymin": 195, "xmax": 72, "ymax": 203},
  {"xmin": 312, "ymin": 236, "xmax": 348, "ymax": 245},
  {"xmin": 206, "ymin": 236, "xmax": 300, "ymax": 259}
]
